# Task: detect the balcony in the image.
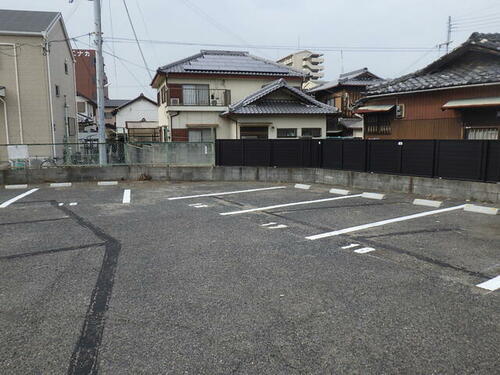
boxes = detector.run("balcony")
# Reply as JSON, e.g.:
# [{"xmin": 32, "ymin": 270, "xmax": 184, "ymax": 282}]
[
  {"xmin": 302, "ymin": 60, "xmax": 324, "ymax": 71},
  {"xmin": 167, "ymin": 87, "xmax": 231, "ymax": 107}
]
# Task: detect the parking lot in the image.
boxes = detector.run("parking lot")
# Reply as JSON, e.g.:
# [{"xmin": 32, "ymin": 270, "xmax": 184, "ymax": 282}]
[{"xmin": 1, "ymin": 180, "xmax": 499, "ymax": 374}]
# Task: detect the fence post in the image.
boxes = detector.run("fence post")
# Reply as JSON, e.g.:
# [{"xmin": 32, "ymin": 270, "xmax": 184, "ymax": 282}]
[
  {"xmin": 432, "ymin": 140, "xmax": 440, "ymax": 178},
  {"xmin": 269, "ymin": 140, "xmax": 274, "ymax": 167},
  {"xmin": 479, "ymin": 140, "xmax": 488, "ymax": 182},
  {"xmin": 364, "ymin": 140, "xmax": 370, "ymax": 172}
]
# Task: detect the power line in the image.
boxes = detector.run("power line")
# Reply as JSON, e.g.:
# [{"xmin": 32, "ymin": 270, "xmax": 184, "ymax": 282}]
[
  {"xmin": 122, "ymin": 0, "xmax": 152, "ymax": 79},
  {"xmin": 102, "ymin": 36, "xmax": 440, "ymax": 53}
]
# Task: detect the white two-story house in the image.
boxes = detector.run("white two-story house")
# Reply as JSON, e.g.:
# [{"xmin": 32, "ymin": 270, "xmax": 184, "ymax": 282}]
[{"xmin": 151, "ymin": 50, "xmax": 337, "ymax": 141}]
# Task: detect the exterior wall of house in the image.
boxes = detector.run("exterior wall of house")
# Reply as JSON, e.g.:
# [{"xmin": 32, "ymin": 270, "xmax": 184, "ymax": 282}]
[
  {"xmin": 0, "ymin": 34, "xmax": 51, "ymax": 150},
  {"xmin": 363, "ymin": 85, "xmax": 500, "ymax": 139},
  {"xmin": 115, "ymin": 98, "xmax": 159, "ymax": 136},
  {"xmin": 157, "ymin": 75, "xmax": 304, "ymax": 141},
  {"xmin": 47, "ymin": 19, "xmax": 77, "ymax": 146},
  {"xmin": 233, "ymin": 115, "xmax": 327, "ymax": 139}
]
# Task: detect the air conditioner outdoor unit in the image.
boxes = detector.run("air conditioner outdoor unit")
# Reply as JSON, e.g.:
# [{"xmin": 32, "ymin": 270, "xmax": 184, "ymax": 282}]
[
  {"xmin": 395, "ymin": 104, "xmax": 405, "ymax": 119},
  {"xmin": 170, "ymin": 98, "xmax": 180, "ymax": 105}
]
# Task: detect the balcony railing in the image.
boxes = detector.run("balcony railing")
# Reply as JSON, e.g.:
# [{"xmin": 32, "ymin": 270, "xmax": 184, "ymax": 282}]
[{"xmin": 167, "ymin": 88, "xmax": 231, "ymax": 107}]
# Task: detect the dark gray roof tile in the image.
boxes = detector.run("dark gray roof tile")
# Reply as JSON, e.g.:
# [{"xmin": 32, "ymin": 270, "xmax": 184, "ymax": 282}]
[{"xmin": 0, "ymin": 9, "xmax": 59, "ymax": 34}]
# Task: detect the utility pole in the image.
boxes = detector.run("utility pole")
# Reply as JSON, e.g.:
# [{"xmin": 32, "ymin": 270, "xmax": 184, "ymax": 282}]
[
  {"xmin": 445, "ymin": 16, "xmax": 452, "ymax": 54},
  {"xmin": 93, "ymin": 0, "xmax": 106, "ymax": 165}
]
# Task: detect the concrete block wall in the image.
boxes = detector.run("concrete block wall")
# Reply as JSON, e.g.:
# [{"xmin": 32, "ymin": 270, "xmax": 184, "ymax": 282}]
[{"xmin": 1, "ymin": 165, "xmax": 499, "ymax": 203}]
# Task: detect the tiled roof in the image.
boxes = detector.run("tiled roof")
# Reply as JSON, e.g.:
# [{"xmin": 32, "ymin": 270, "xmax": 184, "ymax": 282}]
[
  {"xmin": 366, "ymin": 32, "xmax": 500, "ymax": 96},
  {"xmin": 308, "ymin": 67, "xmax": 384, "ymax": 93},
  {"xmin": 0, "ymin": 9, "xmax": 59, "ymax": 34},
  {"xmin": 105, "ymin": 99, "xmax": 130, "ymax": 108},
  {"xmin": 158, "ymin": 50, "xmax": 305, "ymax": 77},
  {"xmin": 222, "ymin": 78, "xmax": 338, "ymax": 115}
]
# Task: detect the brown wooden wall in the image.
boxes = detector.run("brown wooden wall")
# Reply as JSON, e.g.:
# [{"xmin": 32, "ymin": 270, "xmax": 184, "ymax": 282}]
[
  {"xmin": 171, "ymin": 129, "xmax": 188, "ymax": 142},
  {"xmin": 365, "ymin": 85, "xmax": 500, "ymax": 139}
]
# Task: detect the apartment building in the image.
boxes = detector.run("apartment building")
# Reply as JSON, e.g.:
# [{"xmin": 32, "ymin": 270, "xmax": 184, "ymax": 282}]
[
  {"xmin": 277, "ymin": 50, "xmax": 325, "ymax": 81},
  {"xmin": 151, "ymin": 50, "xmax": 336, "ymax": 141},
  {"xmin": 0, "ymin": 9, "xmax": 77, "ymax": 160}
]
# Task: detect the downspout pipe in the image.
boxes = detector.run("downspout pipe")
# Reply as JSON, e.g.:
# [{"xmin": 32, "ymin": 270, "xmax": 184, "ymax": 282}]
[{"xmin": 0, "ymin": 97, "xmax": 8, "ymax": 144}]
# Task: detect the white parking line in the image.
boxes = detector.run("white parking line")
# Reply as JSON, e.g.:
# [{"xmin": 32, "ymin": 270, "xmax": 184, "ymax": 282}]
[
  {"xmin": 354, "ymin": 247, "xmax": 375, "ymax": 254},
  {"xmin": 50, "ymin": 182, "xmax": 72, "ymax": 188},
  {"xmin": 123, "ymin": 189, "xmax": 131, "ymax": 204},
  {"xmin": 220, "ymin": 194, "xmax": 363, "ymax": 216},
  {"xmin": 341, "ymin": 243, "xmax": 360, "ymax": 249},
  {"xmin": 0, "ymin": 188, "xmax": 39, "ymax": 208},
  {"xmin": 5, "ymin": 184, "xmax": 29, "ymax": 189},
  {"xmin": 98, "ymin": 181, "xmax": 118, "ymax": 186},
  {"xmin": 267, "ymin": 224, "xmax": 288, "ymax": 229},
  {"xmin": 69, "ymin": 202, "xmax": 78, "ymax": 206},
  {"xmin": 168, "ymin": 186, "xmax": 286, "ymax": 200},
  {"xmin": 306, "ymin": 204, "xmax": 466, "ymax": 240},
  {"xmin": 261, "ymin": 222, "xmax": 277, "ymax": 227},
  {"xmin": 476, "ymin": 275, "xmax": 500, "ymax": 291}
]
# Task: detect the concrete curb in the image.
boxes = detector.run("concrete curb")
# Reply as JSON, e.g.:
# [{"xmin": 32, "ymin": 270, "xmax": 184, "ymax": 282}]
[
  {"xmin": 413, "ymin": 198, "xmax": 442, "ymax": 208},
  {"xmin": 463, "ymin": 204, "xmax": 498, "ymax": 215},
  {"xmin": 1, "ymin": 166, "xmax": 499, "ymax": 203}
]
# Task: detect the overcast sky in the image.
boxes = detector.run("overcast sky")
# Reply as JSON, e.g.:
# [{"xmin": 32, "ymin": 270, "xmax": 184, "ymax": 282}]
[{"xmin": 3, "ymin": 0, "xmax": 499, "ymax": 99}]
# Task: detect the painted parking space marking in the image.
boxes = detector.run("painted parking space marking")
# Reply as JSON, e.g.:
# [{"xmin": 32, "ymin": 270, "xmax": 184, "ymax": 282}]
[
  {"xmin": 189, "ymin": 203, "xmax": 208, "ymax": 208},
  {"xmin": 220, "ymin": 194, "xmax": 363, "ymax": 216},
  {"xmin": 261, "ymin": 222, "xmax": 277, "ymax": 227},
  {"xmin": 294, "ymin": 183, "xmax": 311, "ymax": 190},
  {"xmin": 98, "ymin": 181, "xmax": 118, "ymax": 186},
  {"xmin": 354, "ymin": 247, "xmax": 376, "ymax": 254},
  {"xmin": 50, "ymin": 182, "xmax": 72, "ymax": 188},
  {"xmin": 361, "ymin": 192, "xmax": 385, "ymax": 200},
  {"xmin": 0, "ymin": 188, "xmax": 39, "ymax": 208},
  {"xmin": 267, "ymin": 224, "xmax": 288, "ymax": 229},
  {"xmin": 168, "ymin": 186, "xmax": 287, "ymax": 200},
  {"xmin": 476, "ymin": 275, "xmax": 500, "ymax": 291},
  {"xmin": 413, "ymin": 198, "xmax": 442, "ymax": 208},
  {"xmin": 341, "ymin": 243, "xmax": 360, "ymax": 249},
  {"xmin": 306, "ymin": 204, "xmax": 466, "ymax": 240},
  {"xmin": 5, "ymin": 184, "xmax": 29, "ymax": 189},
  {"xmin": 69, "ymin": 202, "xmax": 78, "ymax": 206},
  {"xmin": 123, "ymin": 189, "xmax": 131, "ymax": 204},
  {"xmin": 464, "ymin": 204, "xmax": 498, "ymax": 216}
]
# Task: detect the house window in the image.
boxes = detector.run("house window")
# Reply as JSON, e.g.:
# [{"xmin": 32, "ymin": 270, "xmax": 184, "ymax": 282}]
[
  {"xmin": 182, "ymin": 84, "xmax": 209, "ymax": 105},
  {"xmin": 55, "ymin": 85, "xmax": 60, "ymax": 97},
  {"xmin": 188, "ymin": 128, "xmax": 214, "ymax": 142},
  {"xmin": 240, "ymin": 126, "xmax": 268, "ymax": 139},
  {"xmin": 277, "ymin": 128, "xmax": 297, "ymax": 138},
  {"xmin": 301, "ymin": 128, "xmax": 322, "ymax": 137},
  {"xmin": 365, "ymin": 114, "xmax": 392, "ymax": 135},
  {"xmin": 64, "ymin": 61, "xmax": 69, "ymax": 75},
  {"xmin": 77, "ymin": 102, "xmax": 86, "ymax": 113},
  {"xmin": 465, "ymin": 128, "xmax": 499, "ymax": 140}
]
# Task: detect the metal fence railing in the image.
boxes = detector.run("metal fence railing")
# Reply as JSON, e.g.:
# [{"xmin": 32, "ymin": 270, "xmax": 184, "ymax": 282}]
[{"xmin": 0, "ymin": 142, "xmax": 215, "ymax": 169}]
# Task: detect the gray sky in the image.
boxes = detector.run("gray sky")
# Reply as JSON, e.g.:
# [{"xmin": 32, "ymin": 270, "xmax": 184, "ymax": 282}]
[{"xmin": 3, "ymin": 0, "xmax": 499, "ymax": 99}]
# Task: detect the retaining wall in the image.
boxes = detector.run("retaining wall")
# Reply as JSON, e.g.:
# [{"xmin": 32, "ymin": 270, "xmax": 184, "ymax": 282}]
[{"xmin": 1, "ymin": 165, "xmax": 499, "ymax": 203}]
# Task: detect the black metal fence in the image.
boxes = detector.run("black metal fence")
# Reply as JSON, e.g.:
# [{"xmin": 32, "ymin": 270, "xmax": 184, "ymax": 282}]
[{"xmin": 216, "ymin": 139, "xmax": 500, "ymax": 183}]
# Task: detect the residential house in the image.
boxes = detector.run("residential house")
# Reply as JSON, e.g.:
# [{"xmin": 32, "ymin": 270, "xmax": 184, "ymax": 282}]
[
  {"xmin": 113, "ymin": 94, "xmax": 159, "ymax": 142},
  {"xmin": 76, "ymin": 92, "xmax": 97, "ymax": 141},
  {"xmin": 309, "ymin": 68, "xmax": 384, "ymax": 138},
  {"xmin": 104, "ymin": 98, "xmax": 129, "ymax": 139},
  {"xmin": 355, "ymin": 32, "xmax": 500, "ymax": 140},
  {"xmin": 277, "ymin": 50, "xmax": 325, "ymax": 83},
  {"xmin": 151, "ymin": 50, "xmax": 337, "ymax": 141},
  {"xmin": 0, "ymin": 9, "xmax": 77, "ymax": 161}
]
